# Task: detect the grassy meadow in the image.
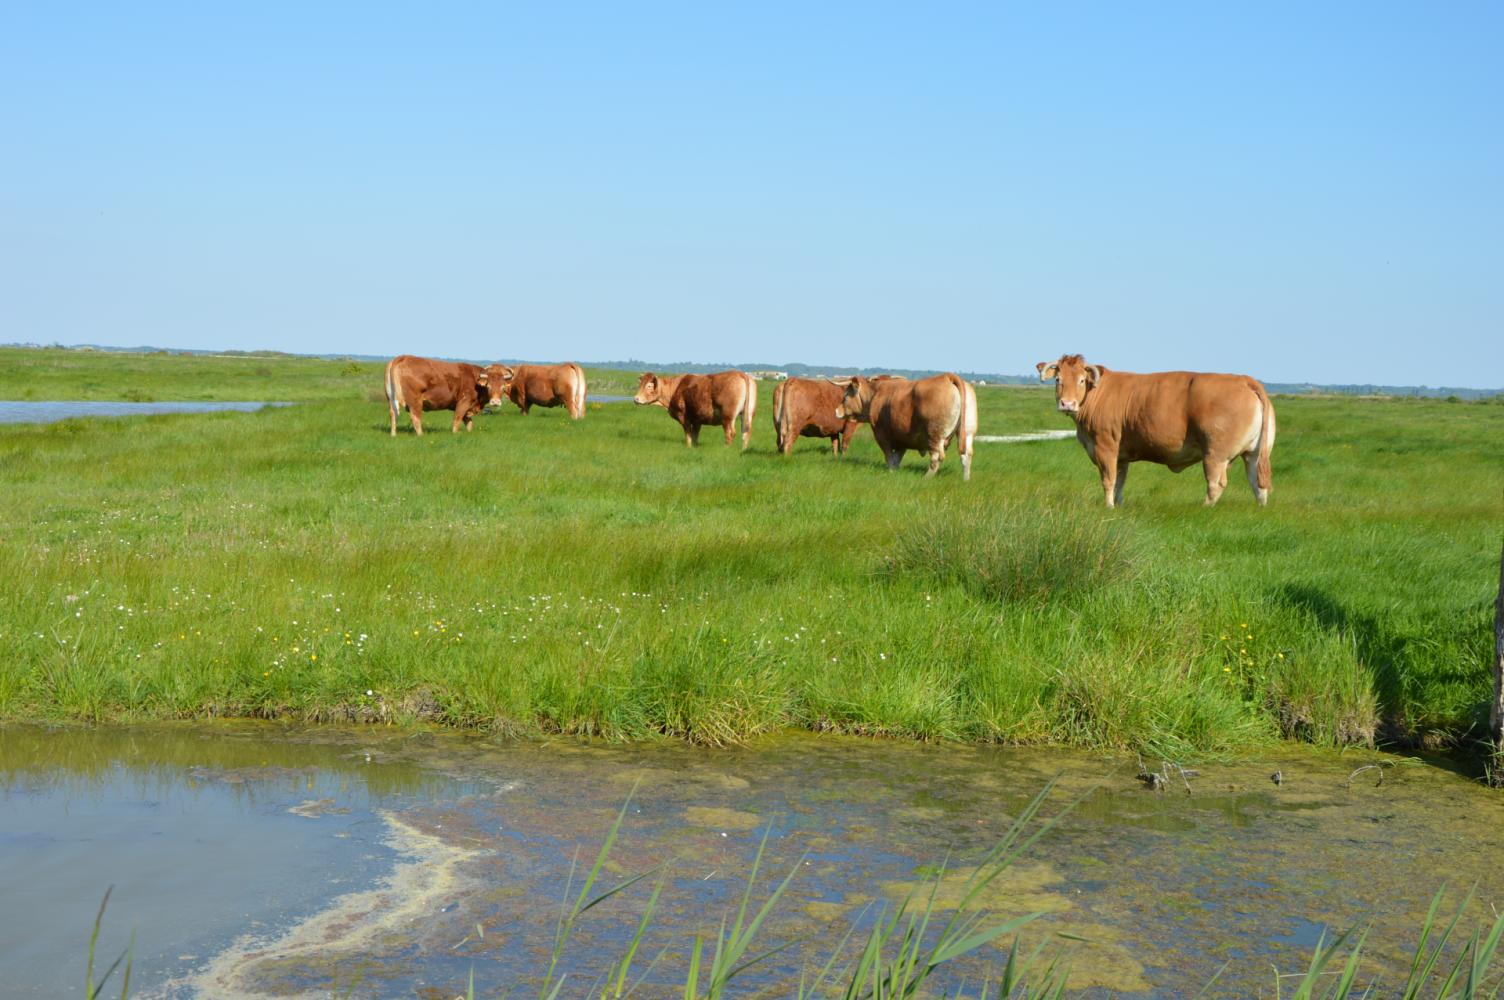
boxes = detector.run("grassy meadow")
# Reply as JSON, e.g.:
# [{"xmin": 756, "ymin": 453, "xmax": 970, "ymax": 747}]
[{"xmin": 1, "ymin": 346, "xmax": 1501, "ymax": 757}]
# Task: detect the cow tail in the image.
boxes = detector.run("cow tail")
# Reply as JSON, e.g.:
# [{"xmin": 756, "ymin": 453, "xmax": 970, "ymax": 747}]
[
  {"xmin": 1253, "ymin": 379, "xmax": 1275, "ymax": 501},
  {"xmin": 570, "ymin": 363, "xmax": 586, "ymax": 419},
  {"xmin": 946, "ymin": 373, "xmax": 973, "ymax": 481},
  {"xmin": 385, "ymin": 358, "xmax": 401, "ymax": 432},
  {"xmin": 741, "ymin": 373, "xmax": 758, "ymax": 449},
  {"xmin": 775, "ymin": 381, "xmax": 791, "ymax": 452}
]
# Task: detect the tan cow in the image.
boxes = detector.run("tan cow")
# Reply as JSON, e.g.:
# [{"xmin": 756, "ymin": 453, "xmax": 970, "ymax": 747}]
[
  {"xmin": 1036, "ymin": 354, "xmax": 1276, "ymax": 507},
  {"xmin": 772, "ymin": 377, "xmax": 859, "ymax": 455},
  {"xmin": 496, "ymin": 363, "xmax": 587, "ymax": 419},
  {"xmin": 836, "ymin": 373, "xmax": 976, "ymax": 480},
  {"xmin": 634, "ymin": 370, "xmax": 758, "ymax": 449},
  {"xmin": 385, "ymin": 355, "xmax": 504, "ymax": 435}
]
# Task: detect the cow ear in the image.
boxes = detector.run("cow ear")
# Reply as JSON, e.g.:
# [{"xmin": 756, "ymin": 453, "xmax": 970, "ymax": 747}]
[
  {"xmin": 1036, "ymin": 362, "xmax": 1058, "ymax": 381},
  {"xmin": 1084, "ymin": 365, "xmax": 1103, "ymax": 385}
]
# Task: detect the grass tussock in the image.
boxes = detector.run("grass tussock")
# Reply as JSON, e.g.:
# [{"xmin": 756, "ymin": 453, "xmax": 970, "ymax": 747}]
[{"xmin": 880, "ymin": 500, "xmax": 1142, "ymax": 605}]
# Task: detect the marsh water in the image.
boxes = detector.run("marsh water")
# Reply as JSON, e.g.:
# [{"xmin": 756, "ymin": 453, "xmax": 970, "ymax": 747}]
[
  {"xmin": 0, "ymin": 401, "xmax": 292, "ymax": 424},
  {"xmin": 3, "ymin": 724, "xmax": 1500, "ymax": 998}
]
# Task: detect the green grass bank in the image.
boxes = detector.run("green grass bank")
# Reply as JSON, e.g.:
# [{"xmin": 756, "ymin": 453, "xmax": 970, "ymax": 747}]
[{"xmin": 2, "ymin": 347, "xmax": 1501, "ymax": 757}]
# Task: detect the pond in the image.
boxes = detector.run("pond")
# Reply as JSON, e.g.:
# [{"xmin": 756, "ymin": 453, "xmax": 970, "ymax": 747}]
[
  {"xmin": 0, "ymin": 401, "xmax": 291, "ymax": 425},
  {"xmin": 2, "ymin": 723, "xmax": 1498, "ymax": 998}
]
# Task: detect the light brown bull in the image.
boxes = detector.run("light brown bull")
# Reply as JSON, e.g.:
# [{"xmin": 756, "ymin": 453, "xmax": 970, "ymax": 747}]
[
  {"xmin": 1036, "ymin": 353, "xmax": 1276, "ymax": 507},
  {"xmin": 385, "ymin": 355, "xmax": 504, "ymax": 435},
  {"xmin": 772, "ymin": 377, "xmax": 859, "ymax": 455},
  {"xmin": 836, "ymin": 373, "xmax": 976, "ymax": 480},
  {"xmin": 634, "ymin": 371, "xmax": 758, "ymax": 448},
  {"xmin": 496, "ymin": 363, "xmax": 587, "ymax": 419}
]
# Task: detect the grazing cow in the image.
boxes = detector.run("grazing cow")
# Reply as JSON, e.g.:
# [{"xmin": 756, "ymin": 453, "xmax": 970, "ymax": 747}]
[
  {"xmin": 1035, "ymin": 354, "xmax": 1276, "ymax": 507},
  {"xmin": 836, "ymin": 373, "xmax": 976, "ymax": 480},
  {"xmin": 772, "ymin": 377, "xmax": 859, "ymax": 455},
  {"xmin": 634, "ymin": 370, "xmax": 758, "ymax": 449},
  {"xmin": 385, "ymin": 355, "xmax": 503, "ymax": 436},
  {"xmin": 496, "ymin": 363, "xmax": 587, "ymax": 419}
]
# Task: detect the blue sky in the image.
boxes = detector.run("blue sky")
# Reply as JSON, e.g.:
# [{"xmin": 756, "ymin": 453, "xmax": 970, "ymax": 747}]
[{"xmin": 2, "ymin": 3, "xmax": 1500, "ymax": 386}]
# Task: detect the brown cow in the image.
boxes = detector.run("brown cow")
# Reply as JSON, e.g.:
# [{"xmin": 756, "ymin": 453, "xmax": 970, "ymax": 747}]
[
  {"xmin": 496, "ymin": 363, "xmax": 587, "ymax": 419},
  {"xmin": 836, "ymin": 373, "xmax": 976, "ymax": 480},
  {"xmin": 772, "ymin": 377, "xmax": 859, "ymax": 455},
  {"xmin": 385, "ymin": 355, "xmax": 503, "ymax": 436},
  {"xmin": 634, "ymin": 370, "xmax": 758, "ymax": 449},
  {"xmin": 1036, "ymin": 354, "xmax": 1276, "ymax": 507}
]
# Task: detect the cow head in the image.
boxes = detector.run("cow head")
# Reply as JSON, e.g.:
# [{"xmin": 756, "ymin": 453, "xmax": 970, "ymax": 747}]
[
  {"xmin": 482, "ymin": 365, "xmax": 513, "ymax": 407},
  {"xmin": 634, "ymin": 372, "xmax": 666, "ymax": 407},
  {"xmin": 834, "ymin": 376, "xmax": 875, "ymax": 423},
  {"xmin": 1036, "ymin": 354, "xmax": 1103, "ymax": 415}
]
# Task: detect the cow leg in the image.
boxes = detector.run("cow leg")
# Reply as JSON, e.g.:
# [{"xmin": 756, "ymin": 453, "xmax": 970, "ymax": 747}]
[
  {"xmin": 1113, "ymin": 461, "xmax": 1129, "ymax": 507},
  {"xmin": 886, "ymin": 449, "xmax": 904, "ymax": 471},
  {"xmin": 1095, "ymin": 447, "xmax": 1120, "ymax": 507},
  {"xmin": 1203, "ymin": 456, "xmax": 1230, "ymax": 505},
  {"xmin": 723, "ymin": 419, "xmax": 736, "ymax": 446},
  {"xmin": 406, "ymin": 393, "xmax": 425, "ymax": 436},
  {"xmin": 925, "ymin": 435, "xmax": 949, "ymax": 477},
  {"xmin": 830, "ymin": 435, "xmax": 839, "ymax": 455},
  {"xmin": 686, "ymin": 423, "xmax": 701, "ymax": 447}
]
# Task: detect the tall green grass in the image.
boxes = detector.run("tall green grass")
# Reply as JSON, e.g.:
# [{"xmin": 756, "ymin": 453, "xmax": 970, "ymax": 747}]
[{"xmin": 2, "ymin": 347, "xmax": 1501, "ymax": 756}]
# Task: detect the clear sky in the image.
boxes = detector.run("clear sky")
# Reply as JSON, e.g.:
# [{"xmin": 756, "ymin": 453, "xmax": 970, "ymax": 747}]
[{"xmin": 2, "ymin": 3, "xmax": 1500, "ymax": 386}]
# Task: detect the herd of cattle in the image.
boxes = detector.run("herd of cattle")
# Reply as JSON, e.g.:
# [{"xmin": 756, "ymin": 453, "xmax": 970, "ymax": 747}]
[{"xmin": 382, "ymin": 352, "xmax": 1276, "ymax": 506}]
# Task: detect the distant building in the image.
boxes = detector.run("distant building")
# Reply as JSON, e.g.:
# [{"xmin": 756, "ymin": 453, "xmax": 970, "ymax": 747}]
[{"xmin": 747, "ymin": 370, "xmax": 788, "ymax": 380}]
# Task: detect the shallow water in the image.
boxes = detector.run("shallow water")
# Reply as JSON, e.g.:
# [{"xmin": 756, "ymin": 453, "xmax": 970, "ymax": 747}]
[
  {"xmin": 0, "ymin": 401, "xmax": 290, "ymax": 424},
  {"xmin": 2, "ymin": 724, "xmax": 1499, "ymax": 998}
]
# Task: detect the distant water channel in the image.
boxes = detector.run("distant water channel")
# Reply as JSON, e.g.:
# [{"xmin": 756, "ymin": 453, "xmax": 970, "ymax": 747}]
[
  {"xmin": 3, "ymin": 724, "xmax": 1501, "ymax": 998},
  {"xmin": 0, "ymin": 401, "xmax": 291, "ymax": 424}
]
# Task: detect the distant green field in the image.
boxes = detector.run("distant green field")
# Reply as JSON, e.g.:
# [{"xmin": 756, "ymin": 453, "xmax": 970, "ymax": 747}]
[{"xmin": 2, "ymin": 347, "xmax": 1500, "ymax": 757}]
